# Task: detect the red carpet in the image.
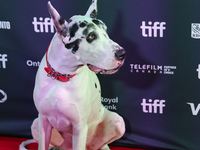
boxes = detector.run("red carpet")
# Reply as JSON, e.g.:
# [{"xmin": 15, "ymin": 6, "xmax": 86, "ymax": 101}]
[{"xmin": 0, "ymin": 137, "xmax": 146, "ymax": 150}]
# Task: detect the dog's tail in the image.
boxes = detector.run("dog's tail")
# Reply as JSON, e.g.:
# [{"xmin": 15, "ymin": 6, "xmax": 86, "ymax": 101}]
[{"xmin": 19, "ymin": 139, "xmax": 36, "ymax": 150}]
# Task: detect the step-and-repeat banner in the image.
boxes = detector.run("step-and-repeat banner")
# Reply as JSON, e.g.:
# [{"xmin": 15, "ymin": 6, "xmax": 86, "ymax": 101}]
[{"xmin": 1, "ymin": 0, "xmax": 200, "ymax": 149}]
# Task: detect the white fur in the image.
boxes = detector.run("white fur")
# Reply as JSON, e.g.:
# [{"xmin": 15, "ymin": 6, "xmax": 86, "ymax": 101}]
[{"xmin": 28, "ymin": 1, "xmax": 125, "ymax": 150}]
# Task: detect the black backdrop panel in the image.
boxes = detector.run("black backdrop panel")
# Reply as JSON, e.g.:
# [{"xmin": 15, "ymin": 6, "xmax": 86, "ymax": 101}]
[{"xmin": 1, "ymin": 0, "xmax": 200, "ymax": 150}]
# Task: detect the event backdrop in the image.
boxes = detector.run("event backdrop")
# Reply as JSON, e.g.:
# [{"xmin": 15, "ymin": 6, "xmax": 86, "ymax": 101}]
[{"xmin": 1, "ymin": 0, "xmax": 200, "ymax": 150}]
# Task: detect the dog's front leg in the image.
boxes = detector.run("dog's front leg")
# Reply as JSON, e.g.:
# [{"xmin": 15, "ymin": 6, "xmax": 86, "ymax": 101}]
[
  {"xmin": 72, "ymin": 122, "xmax": 88, "ymax": 150},
  {"xmin": 38, "ymin": 114, "xmax": 52, "ymax": 150}
]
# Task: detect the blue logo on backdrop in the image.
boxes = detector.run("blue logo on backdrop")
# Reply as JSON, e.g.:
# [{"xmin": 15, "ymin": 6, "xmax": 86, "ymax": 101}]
[
  {"xmin": 140, "ymin": 21, "xmax": 166, "ymax": 37},
  {"xmin": 191, "ymin": 23, "xmax": 200, "ymax": 39},
  {"xmin": 0, "ymin": 89, "xmax": 7, "ymax": 103}
]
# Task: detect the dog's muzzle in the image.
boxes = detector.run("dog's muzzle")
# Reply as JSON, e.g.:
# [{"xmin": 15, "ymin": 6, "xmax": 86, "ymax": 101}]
[
  {"xmin": 114, "ymin": 48, "xmax": 126, "ymax": 61},
  {"xmin": 88, "ymin": 48, "xmax": 126, "ymax": 74}
]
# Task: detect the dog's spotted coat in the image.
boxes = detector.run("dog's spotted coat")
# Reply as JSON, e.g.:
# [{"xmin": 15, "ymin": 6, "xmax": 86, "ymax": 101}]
[{"xmin": 29, "ymin": 0, "xmax": 126, "ymax": 150}]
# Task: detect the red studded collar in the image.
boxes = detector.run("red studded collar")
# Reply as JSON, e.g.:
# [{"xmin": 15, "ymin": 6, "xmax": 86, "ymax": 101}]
[{"xmin": 44, "ymin": 45, "xmax": 76, "ymax": 82}]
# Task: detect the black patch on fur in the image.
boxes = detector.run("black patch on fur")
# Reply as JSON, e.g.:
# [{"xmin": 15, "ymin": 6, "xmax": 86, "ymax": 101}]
[
  {"xmin": 82, "ymin": 23, "xmax": 95, "ymax": 36},
  {"xmin": 83, "ymin": 28, "xmax": 88, "ymax": 36},
  {"xmin": 92, "ymin": 19, "xmax": 102, "ymax": 26},
  {"xmin": 79, "ymin": 21, "xmax": 88, "ymax": 28},
  {"xmin": 62, "ymin": 28, "xmax": 68, "ymax": 37},
  {"xmin": 67, "ymin": 19, "xmax": 72, "ymax": 23},
  {"xmin": 65, "ymin": 39, "xmax": 82, "ymax": 54},
  {"xmin": 95, "ymin": 83, "xmax": 97, "ymax": 88},
  {"xmin": 59, "ymin": 18, "xmax": 65, "ymax": 25},
  {"xmin": 92, "ymin": 19, "xmax": 107, "ymax": 31},
  {"xmin": 90, "ymin": 9, "xmax": 97, "ymax": 18},
  {"xmin": 69, "ymin": 23, "xmax": 79, "ymax": 38}
]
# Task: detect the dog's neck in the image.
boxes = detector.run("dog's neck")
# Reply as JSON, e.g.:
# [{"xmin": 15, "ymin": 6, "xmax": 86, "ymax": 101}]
[{"xmin": 47, "ymin": 33, "xmax": 83, "ymax": 75}]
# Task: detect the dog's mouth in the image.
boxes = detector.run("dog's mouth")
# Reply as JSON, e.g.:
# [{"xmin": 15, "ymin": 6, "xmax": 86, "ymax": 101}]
[{"xmin": 87, "ymin": 62, "xmax": 124, "ymax": 74}]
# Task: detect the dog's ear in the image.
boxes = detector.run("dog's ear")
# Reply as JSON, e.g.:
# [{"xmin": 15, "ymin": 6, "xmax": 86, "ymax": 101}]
[
  {"xmin": 48, "ymin": 1, "xmax": 68, "ymax": 36},
  {"xmin": 85, "ymin": 0, "xmax": 97, "ymax": 18}
]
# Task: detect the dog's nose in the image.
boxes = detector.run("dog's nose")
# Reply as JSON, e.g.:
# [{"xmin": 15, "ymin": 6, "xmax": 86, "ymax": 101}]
[{"xmin": 115, "ymin": 49, "xmax": 126, "ymax": 61}]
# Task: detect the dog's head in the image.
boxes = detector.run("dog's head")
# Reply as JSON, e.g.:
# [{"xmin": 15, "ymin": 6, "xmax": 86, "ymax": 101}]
[{"xmin": 48, "ymin": 0, "xmax": 125, "ymax": 74}]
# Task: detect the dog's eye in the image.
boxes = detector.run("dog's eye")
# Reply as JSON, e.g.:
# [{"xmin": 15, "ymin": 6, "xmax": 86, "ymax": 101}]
[
  {"xmin": 89, "ymin": 34, "xmax": 96, "ymax": 39},
  {"xmin": 87, "ymin": 32, "xmax": 97, "ymax": 43}
]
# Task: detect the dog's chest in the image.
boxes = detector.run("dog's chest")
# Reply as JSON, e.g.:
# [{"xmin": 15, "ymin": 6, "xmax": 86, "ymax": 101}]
[{"xmin": 37, "ymin": 66, "xmax": 102, "ymax": 130}]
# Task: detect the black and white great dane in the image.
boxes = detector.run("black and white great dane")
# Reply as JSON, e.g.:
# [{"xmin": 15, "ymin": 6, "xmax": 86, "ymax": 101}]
[{"xmin": 25, "ymin": 0, "xmax": 126, "ymax": 149}]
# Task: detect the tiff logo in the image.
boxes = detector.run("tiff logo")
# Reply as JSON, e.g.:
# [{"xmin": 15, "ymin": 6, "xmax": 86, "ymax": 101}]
[
  {"xmin": 187, "ymin": 103, "xmax": 200, "ymax": 116},
  {"xmin": 0, "ymin": 54, "xmax": 8, "ymax": 69},
  {"xmin": 32, "ymin": 17, "xmax": 54, "ymax": 33},
  {"xmin": 140, "ymin": 21, "xmax": 166, "ymax": 37},
  {"xmin": 141, "ymin": 98, "xmax": 166, "ymax": 114}
]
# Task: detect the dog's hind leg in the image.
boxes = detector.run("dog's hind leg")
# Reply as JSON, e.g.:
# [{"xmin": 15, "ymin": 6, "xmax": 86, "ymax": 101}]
[
  {"xmin": 87, "ymin": 108, "xmax": 125, "ymax": 150},
  {"xmin": 38, "ymin": 114, "xmax": 52, "ymax": 150},
  {"xmin": 99, "ymin": 110, "xmax": 125, "ymax": 148},
  {"xmin": 31, "ymin": 118, "xmax": 39, "ymax": 143}
]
